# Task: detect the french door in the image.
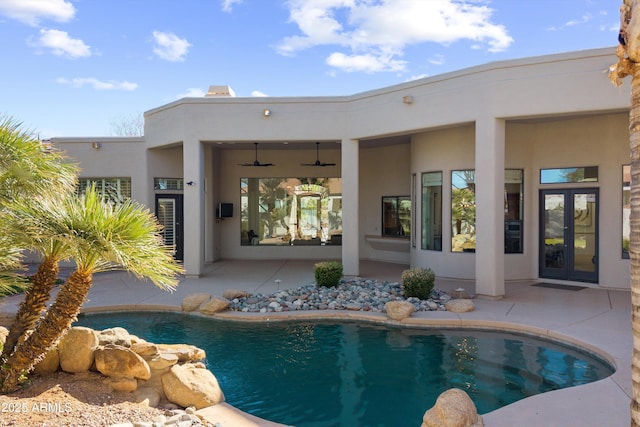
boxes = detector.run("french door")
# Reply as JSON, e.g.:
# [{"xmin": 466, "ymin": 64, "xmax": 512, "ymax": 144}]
[
  {"xmin": 155, "ymin": 194, "xmax": 184, "ymax": 260},
  {"xmin": 539, "ymin": 189, "xmax": 598, "ymax": 283}
]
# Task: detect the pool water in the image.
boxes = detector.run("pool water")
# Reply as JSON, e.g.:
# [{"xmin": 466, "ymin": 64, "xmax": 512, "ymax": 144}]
[{"xmin": 76, "ymin": 312, "xmax": 614, "ymax": 427}]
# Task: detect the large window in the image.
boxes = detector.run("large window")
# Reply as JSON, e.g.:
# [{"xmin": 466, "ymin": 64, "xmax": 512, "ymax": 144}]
[
  {"xmin": 623, "ymin": 165, "xmax": 630, "ymax": 259},
  {"xmin": 450, "ymin": 169, "xmax": 523, "ymax": 253},
  {"xmin": 382, "ymin": 196, "xmax": 410, "ymax": 238},
  {"xmin": 421, "ymin": 172, "xmax": 442, "ymax": 250},
  {"xmin": 451, "ymin": 170, "xmax": 476, "ymax": 252},
  {"xmin": 240, "ymin": 178, "xmax": 342, "ymax": 246},
  {"xmin": 76, "ymin": 177, "xmax": 131, "ymax": 204}
]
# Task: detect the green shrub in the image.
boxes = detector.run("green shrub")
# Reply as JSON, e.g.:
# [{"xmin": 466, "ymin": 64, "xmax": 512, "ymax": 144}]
[
  {"xmin": 314, "ymin": 261, "xmax": 343, "ymax": 288},
  {"xmin": 401, "ymin": 267, "xmax": 435, "ymax": 299}
]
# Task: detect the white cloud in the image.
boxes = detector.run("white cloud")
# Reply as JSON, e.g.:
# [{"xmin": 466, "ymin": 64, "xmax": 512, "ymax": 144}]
[
  {"xmin": 0, "ymin": 0, "xmax": 75, "ymax": 26},
  {"xmin": 565, "ymin": 13, "xmax": 592, "ymax": 27},
  {"xmin": 177, "ymin": 88, "xmax": 206, "ymax": 98},
  {"xmin": 327, "ymin": 51, "xmax": 406, "ymax": 73},
  {"xmin": 277, "ymin": 0, "xmax": 513, "ymax": 73},
  {"xmin": 221, "ymin": 0, "xmax": 243, "ymax": 13},
  {"xmin": 251, "ymin": 90, "xmax": 268, "ymax": 97},
  {"xmin": 428, "ymin": 54, "xmax": 445, "ymax": 66},
  {"xmin": 56, "ymin": 77, "xmax": 138, "ymax": 91},
  {"xmin": 152, "ymin": 31, "xmax": 191, "ymax": 62},
  {"xmin": 32, "ymin": 29, "xmax": 91, "ymax": 58},
  {"xmin": 408, "ymin": 73, "xmax": 429, "ymax": 81}
]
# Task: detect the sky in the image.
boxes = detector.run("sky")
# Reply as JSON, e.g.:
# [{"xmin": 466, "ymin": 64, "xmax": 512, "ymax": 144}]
[{"xmin": 0, "ymin": 0, "xmax": 621, "ymax": 138}]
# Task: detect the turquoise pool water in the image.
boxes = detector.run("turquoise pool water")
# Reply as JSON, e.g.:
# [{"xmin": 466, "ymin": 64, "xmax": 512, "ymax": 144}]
[{"xmin": 76, "ymin": 312, "xmax": 614, "ymax": 427}]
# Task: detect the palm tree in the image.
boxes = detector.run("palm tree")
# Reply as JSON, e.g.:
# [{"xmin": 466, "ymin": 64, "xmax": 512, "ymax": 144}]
[
  {"xmin": 0, "ymin": 186, "xmax": 183, "ymax": 392},
  {"xmin": 610, "ymin": 2, "xmax": 640, "ymax": 425},
  {"xmin": 0, "ymin": 220, "xmax": 71, "ymax": 362},
  {"xmin": 0, "ymin": 116, "xmax": 78, "ymax": 361}
]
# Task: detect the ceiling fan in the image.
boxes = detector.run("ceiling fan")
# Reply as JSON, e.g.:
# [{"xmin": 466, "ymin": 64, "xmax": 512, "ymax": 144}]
[
  {"xmin": 301, "ymin": 142, "xmax": 336, "ymax": 167},
  {"xmin": 239, "ymin": 142, "xmax": 274, "ymax": 167}
]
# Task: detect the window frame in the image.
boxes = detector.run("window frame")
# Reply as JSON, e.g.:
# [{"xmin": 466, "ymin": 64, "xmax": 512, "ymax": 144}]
[{"xmin": 381, "ymin": 196, "xmax": 411, "ymax": 238}]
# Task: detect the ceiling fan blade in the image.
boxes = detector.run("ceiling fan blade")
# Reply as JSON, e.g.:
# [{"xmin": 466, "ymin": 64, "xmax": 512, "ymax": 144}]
[
  {"xmin": 301, "ymin": 142, "xmax": 334, "ymax": 166},
  {"xmin": 239, "ymin": 143, "xmax": 275, "ymax": 166}
]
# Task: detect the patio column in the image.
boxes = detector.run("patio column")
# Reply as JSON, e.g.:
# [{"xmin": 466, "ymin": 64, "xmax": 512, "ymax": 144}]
[
  {"xmin": 341, "ymin": 138, "xmax": 359, "ymax": 276},
  {"xmin": 475, "ymin": 118, "xmax": 505, "ymax": 298},
  {"xmin": 183, "ymin": 139, "xmax": 205, "ymax": 277}
]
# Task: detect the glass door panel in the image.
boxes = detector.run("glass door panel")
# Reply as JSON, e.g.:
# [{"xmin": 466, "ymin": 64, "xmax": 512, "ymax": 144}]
[
  {"xmin": 539, "ymin": 189, "xmax": 598, "ymax": 283},
  {"xmin": 542, "ymin": 193, "xmax": 565, "ymax": 278},
  {"xmin": 156, "ymin": 195, "xmax": 184, "ymax": 260},
  {"xmin": 572, "ymin": 192, "xmax": 597, "ymax": 276}
]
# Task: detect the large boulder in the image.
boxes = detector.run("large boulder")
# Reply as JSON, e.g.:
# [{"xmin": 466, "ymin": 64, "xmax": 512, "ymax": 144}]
[
  {"xmin": 97, "ymin": 327, "xmax": 131, "ymax": 347},
  {"xmin": 94, "ymin": 344, "xmax": 151, "ymax": 381},
  {"xmin": 445, "ymin": 299, "xmax": 475, "ymax": 313},
  {"xmin": 131, "ymin": 341, "xmax": 159, "ymax": 359},
  {"xmin": 385, "ymin": 301, "xmax": 415, "ymax": 321},
  {"xmin": 33, "ymin": 348, "xmax": 60, "ymax": 375},
  {"xmin": 161, "ymin": 364, "xmax": 225, "ymax": 409},
  {"xmin": 58, "ymin": 326, "xmax": 99, "ymax": 373},
  {"xmin": 199, "ymin": 296, "xmax": 230, "ymax": 315},
  {"xmin": 182, "ymin": 293, "xmax": 211, "ymax": 312},
  {"xmin": 221, "ymin": 289, "xmax": 251, "ymax": 300},
  {"xmin": 422, "ymin": 388, "xmax": 484, "ymax": 427},
  {"xmin": 146, "ymin": 353, "xmax": 179, "ymax": 370},
  {"xmin": 156, "ymin": 343, "xmax": 206, "ymax": 362},
  {"xmin": 108, "ymin": 376, "xmax": 138, "ymax": 392}
]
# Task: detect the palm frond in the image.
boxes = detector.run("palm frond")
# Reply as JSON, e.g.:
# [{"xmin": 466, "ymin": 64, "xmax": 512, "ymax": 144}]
[
  {"xmin": 0, "ymin": 115, "xmax": 78, "ymax": 206},
  {"xmin": 39, "ymin": 186, "xmax": 182, "ymax": 291}
]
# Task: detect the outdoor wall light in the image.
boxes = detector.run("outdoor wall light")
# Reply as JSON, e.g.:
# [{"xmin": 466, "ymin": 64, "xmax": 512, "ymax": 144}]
[
  {"xmin": 403, "ymin": 95, "xmax": 414, "ymax": 104},
  {"xmin": 263, "ymin": 109, "xmax": 272, "ymax": 117},
  {"xmin": 186, "ymin": 181, "xmax": 195, "ymax": 186},
  {"xmin": 92, "ymin": 142, "xmax": 101, "ymax": 150}
]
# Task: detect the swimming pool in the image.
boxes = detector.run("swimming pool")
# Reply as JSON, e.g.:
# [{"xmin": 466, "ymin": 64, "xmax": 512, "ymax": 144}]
[{"xmin": 76, "ymin": 311, "xmax": 614, "ymax": 427}]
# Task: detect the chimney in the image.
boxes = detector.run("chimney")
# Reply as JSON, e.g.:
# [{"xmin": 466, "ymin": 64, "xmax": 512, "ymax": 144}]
[{"xmin": 205, "ymin": 85, "xmax": 236, "ymax": 97}]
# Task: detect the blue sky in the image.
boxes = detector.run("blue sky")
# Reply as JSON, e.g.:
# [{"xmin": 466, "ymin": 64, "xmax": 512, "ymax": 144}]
[{"xmin": 0, "ymin": 0, "xmax": 620, "ymax": 138}]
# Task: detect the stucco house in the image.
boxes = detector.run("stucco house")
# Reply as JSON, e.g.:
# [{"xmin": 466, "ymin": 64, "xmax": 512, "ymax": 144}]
[{"xmin": 52, "ymin": 46, "xmax": 631, "ymax": 299}]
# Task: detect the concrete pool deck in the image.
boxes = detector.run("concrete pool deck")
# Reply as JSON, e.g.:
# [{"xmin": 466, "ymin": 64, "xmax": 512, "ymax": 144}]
[{"xmin": 0, "ymin": 259, "xmax": 632, "ymax": 427}]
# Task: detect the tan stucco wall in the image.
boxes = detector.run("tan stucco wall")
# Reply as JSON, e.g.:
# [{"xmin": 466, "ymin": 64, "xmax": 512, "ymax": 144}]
[
  {"xmin": 410, "ymin": 125, "xmax": 476, "ymax": 279},
  {"xmin": 52, "ymin": 137, "xmax": 149, "ymax": 205},
  {"xmin": 507, "ymin": 113, "xmax": 630, "ymax": 288},
  {"xmin": 408, "ymin": 113, "xmax": 629, "ymax": 287},
  {"xmin": 360, "ymin": 143, "xmax": 411, "ymax": 263}
]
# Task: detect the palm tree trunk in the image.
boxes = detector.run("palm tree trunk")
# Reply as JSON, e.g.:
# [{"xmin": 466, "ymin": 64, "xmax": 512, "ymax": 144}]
[
  {"xmin": 0, "ymin": 257, "xmax": 58, "ymax": 363},
  {"xmin": 0, "ymin": 270, "xmax": 91, "ymax": 393},
  {"xmin": 631, "ymin": 60, "xmax": 640, "ymax": 427}
]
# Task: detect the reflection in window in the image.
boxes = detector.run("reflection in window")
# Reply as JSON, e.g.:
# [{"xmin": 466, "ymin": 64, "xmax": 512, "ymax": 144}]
[
  {"xmin": 421, "ymin": 172, "xmax": 442, "ymax": 251},
  {"xmin": 540, "ymin": 167, "xmax": 598, "ymax": 184},
  {"xmin": 450, "ymin": 170, "xmax": 523, "ymax": 253},
  {"xmin": 76, "ymin": 177, "xmax": 131, "ymax": 205},
  {"xmin": 452, "ymin": 170, "xmax": 476, "ymax": 252},
  {"xmin": 240, "ymin": 178, "xmax": 342, "ymax": 246},
  {"xmin": 382, "ymin": 196, "xmax": 411, "ymax": 238},
  {"xmin": 154, "ymin": 178, "xmax": 184, "ymax": 190},
  {"xmin": 623, "ymin": 165, "xmax": 630, "ymax": 259},
  {"xmin": 505, "ymin": 169, "xmax": 523, "ymax": 254}
]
